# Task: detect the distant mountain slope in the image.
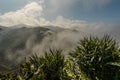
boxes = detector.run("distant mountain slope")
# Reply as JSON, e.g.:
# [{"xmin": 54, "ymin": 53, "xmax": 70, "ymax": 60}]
[
  {"xmin": 0, "ymin": 26, "xmax": 53, "ymax": 70},
  {"xmin": 0, "ymin": 25, "xmax": 85, "ymax": 71}
]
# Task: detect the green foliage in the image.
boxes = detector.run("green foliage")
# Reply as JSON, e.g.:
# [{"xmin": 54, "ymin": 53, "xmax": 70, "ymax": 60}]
[
  {"xmin": 19, "ymin": 49, "xmax": 66, "ymax": 80},
  {"xmin": 70, "ymin": 35, "xmax": 120, "ymax": 80},
  {"xmin": 0, "ymin": 49, "xmax": 81, "ymax": 80},
  {"xmin": 0, "ymin": 35, "xmax": 120, "ymax": 80},
  {"xmin": 63, "ymin": 59, "xmax": 89, "ymax": 80}
]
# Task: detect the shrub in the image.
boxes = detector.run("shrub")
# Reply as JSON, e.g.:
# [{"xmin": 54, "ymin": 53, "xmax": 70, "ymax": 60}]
[
  {"xmin": 70, "ymin": 35, "xmax": 120, "ymax": 80},
  {"xmin": 18, "ymin": 49, "xmax": 66, "ymax": 80}
]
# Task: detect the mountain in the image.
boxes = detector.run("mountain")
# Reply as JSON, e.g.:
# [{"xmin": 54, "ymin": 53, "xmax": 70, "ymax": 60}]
[
  {"xmin": 0, "ymin": 25, "xmax": 84, "ymax": 72},
  {"xmin": 0, "ymin": 26, "xmax": 52, "ymax": 71}
]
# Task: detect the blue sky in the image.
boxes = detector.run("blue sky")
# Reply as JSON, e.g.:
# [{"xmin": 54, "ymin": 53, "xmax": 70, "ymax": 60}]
[
  {"xmin": 44, "ymin": 0, "xmax": 120, "ymax": 24},
  {"xmin": 0, "ymin": 0, "xmax": 28, "ymax": 13},
  {"xmin": 0, "ymin": 0, "xmax": 120, "ymax": 25}
]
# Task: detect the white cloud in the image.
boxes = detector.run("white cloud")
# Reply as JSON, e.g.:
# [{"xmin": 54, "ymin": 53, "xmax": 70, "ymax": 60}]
[
  {"xmin": 0, "ymin": 1, "xmax": 102, "ymax": 29},
  {"xmin": 0, "ymin": 1, "xmax": 112, "ymax": 35},
  {"xmin": 51, "ymin": 16, "xmax": 89, "ymax": 28},
  {"xmin": 0, "ymin": 0, "xmax": 112, "ymax": 27},
  {"xmin": 0, "ymin": 2, "xmax": 43, "ymax": 26}
]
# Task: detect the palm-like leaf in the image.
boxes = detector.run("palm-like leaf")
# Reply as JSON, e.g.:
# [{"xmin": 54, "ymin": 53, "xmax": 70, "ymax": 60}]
[{"xmin": 70, "ymin": 35, "xmax": 120, "ymax": 80}]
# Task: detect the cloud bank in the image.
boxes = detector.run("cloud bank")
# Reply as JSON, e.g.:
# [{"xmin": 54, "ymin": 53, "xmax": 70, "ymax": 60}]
[
  {"xmin": 0, "ymin": 1, "xmax": 112, "ymax": 30},
  {"xmin": 0, "ymin": 1, "xmax": 116, "ymax": 37}
]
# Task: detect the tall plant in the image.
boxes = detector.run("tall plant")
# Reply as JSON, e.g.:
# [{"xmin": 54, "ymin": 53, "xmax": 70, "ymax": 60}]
[
  {"xmin": 20, "ymin": 49, "xmax": 66, "ymax": 80},
  {"xmin": 70, "ymin": 35, "xmax": 120, "ymax": 80}
]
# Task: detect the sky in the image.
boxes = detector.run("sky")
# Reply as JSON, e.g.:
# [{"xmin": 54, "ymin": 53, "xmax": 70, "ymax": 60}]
[
  {"xmin": 0, "ymin": 0, "xmax": 120, "ymax": 27},
  {"xmin": 0, "ymin": 0, "xmax": 120, "ymax": 24}
]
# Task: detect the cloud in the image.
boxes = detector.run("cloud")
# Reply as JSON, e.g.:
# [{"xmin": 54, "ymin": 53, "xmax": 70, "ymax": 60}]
[
  {"xmin": 0, "ymin": 2, "xmax": 43, "ymax": 26},
  {"xmin": 0, "ymin": 1, "xmax": 113, "ymax": 34},
  {"xmin": 48, "ymin": 16, "xmax": 112, "ymax": 35},
  {"xmin": 0, "ymin": 0, "xmax": 112, "ymax": 27}
]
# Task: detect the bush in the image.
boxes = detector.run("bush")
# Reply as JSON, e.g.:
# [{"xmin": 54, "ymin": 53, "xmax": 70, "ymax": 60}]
[
  {"xmin": 17, "ymin": 49, "xmax": 66, "ymax": 80},
  {"xmin": 70, "ymin": 35, "xmax": 120, "ymax": 80}
]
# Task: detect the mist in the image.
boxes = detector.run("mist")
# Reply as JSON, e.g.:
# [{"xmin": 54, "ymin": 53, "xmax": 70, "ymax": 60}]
[
  {"xmin": 0, "ymin": 1, "xmax": 120, "ymax": 71},
  {"xmin": 0, "ymin": 24, "xmax": 119, "ymax": 67}
]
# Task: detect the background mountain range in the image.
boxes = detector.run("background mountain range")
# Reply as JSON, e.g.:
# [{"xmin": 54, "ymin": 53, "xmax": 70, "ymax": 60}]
[
  {"xmin": 0, "ymin": 25, "xmax": 85, "ymax": 71},
  {"xmin": 0, "ymin": 25, "xmax": 120, "ymax": 72}
]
